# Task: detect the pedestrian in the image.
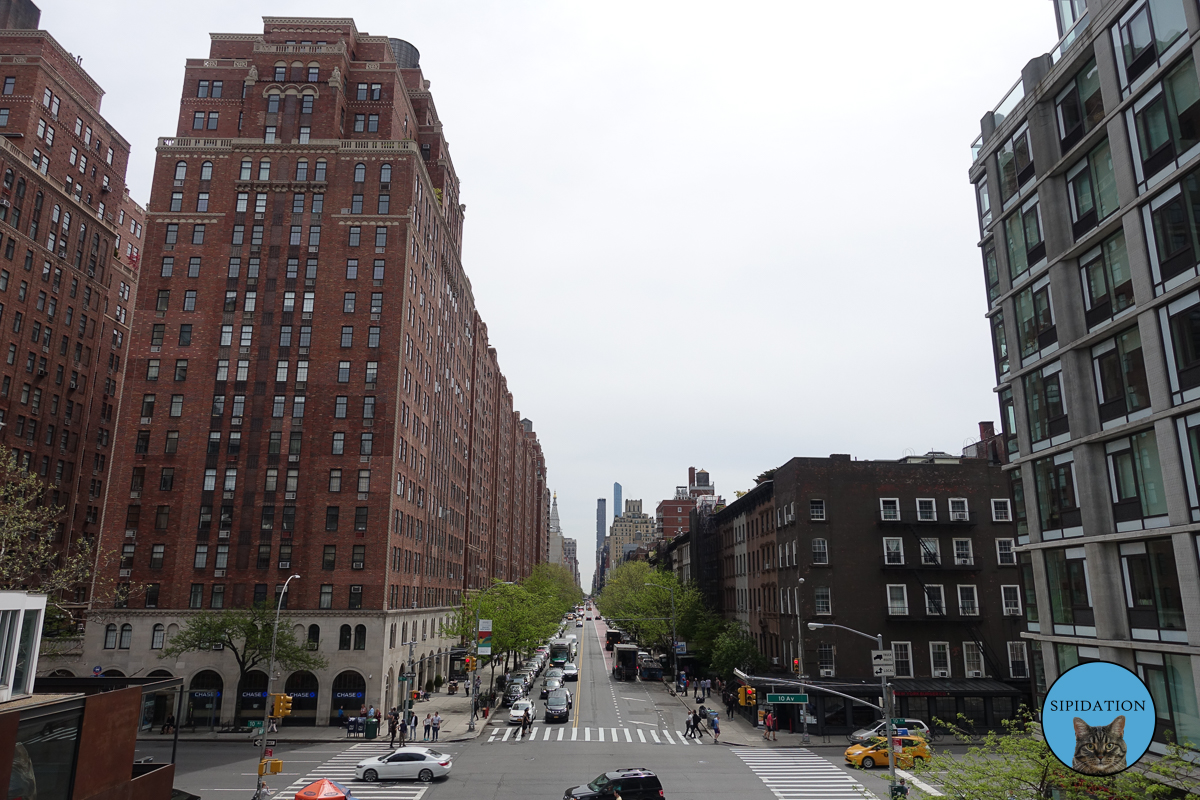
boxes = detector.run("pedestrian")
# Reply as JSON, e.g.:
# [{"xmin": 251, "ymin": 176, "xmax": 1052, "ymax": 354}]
[
  {"xmin": 692, "ymin": 710, "xmax": 704, "ymax": 739},
  {"xmin": 703, "ymin": 678, "xmax": 710, "ymax": 700},
  {"xmin": 763, "ymin": 711, "xmax": 773, "ymax": 740},
  {"xmin": 388, "ymin": 715, "xmax": 397, "ymax": 746},
  {"xmin": 431, "ymin": 711, "xmax": 442, "ymax": 742},
  {"xmin": 711, "ymin": 713, "xmax": 720, "ymax": 743},
  {"xmin": 409, "ymin": 712, "xmax": 418, "ymax": 741},
  {"xmin": 521, "ymin": 709, "xmax": 531, "ymax": 739},
  {"xmin": 769, "ymin": 710, "xmax": 778, "ymax": 741},
  {"xmin": 684, "ymin": 711, "xmax": 695, "ymax": 739},
  {"xmin": 893, "ymin": 779, "xmax": 909, "ymax": 798},
  {"xmin": 267, "ymin": 715, "xmax": 279, "ymax": 733},
  {"xmin": 423, "ymin": 713, "xmax": 432, "ymax": 741}
]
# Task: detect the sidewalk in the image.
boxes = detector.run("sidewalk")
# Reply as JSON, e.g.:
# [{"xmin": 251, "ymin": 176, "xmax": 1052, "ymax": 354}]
[
  {"xmin": 137, "ymin": 685, "xmax": 492, "ymax": 744},
  {"xmin": 668, "ymin": 687, "xmax": 845, "ymax": 749}
]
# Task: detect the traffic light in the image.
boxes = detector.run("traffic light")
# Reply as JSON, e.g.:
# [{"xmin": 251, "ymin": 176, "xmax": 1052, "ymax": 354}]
[
  {"xmin": 793, "ymin": 657, "xmax": 800, "ymax": 675},
  {"xmin": 738, "ymin": 687, "xmax": 747, "ymax": 706},
  {"xmin": 466, "ymin": 656, "xmax": 474, "ymax": 671},
  {"xmin": 746, "ymin": 688, "xmax": 757, "ymax": 706},
  {"xmin": 258, "ymin": 759, "xmax": 283, "ymax": 775},
  {"xmin": 272, "ymin": 693, "xmax": 293, "ymax": 717}
]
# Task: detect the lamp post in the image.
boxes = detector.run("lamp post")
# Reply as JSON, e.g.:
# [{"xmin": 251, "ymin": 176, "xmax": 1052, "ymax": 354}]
[
  {"xmin": 257, "ymin": 573, "xmax": 300, "ymax": 799},
  {"xmin": 808, "ymin": 622, "xmax": 897, "ymax": 788},
  {"xmin": 644, "ymin": 582, "xmax": 677, "ymax": 684}
]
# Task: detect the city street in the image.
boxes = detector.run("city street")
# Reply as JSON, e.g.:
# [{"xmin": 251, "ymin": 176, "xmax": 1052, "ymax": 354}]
[{"xmin": 143, "ymin": 617, "xmax": 930, "ymax": 799}]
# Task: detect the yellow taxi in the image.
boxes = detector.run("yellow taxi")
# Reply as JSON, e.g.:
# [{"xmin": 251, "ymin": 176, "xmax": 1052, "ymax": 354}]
[{"xmin": 844, "ymin": 735, "xmax": 931, "ymax": 769}]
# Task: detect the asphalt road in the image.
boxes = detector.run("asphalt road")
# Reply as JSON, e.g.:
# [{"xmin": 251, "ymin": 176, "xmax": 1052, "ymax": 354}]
[{"xmin": 142, "ymin": 616, "xmax": 944, "ymax": 799}]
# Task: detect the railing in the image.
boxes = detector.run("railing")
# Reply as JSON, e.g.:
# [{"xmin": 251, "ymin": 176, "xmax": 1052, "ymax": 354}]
[
  {"xmin": 252, "ymin": 42, "xmax": 346, "ymax": 55},
  {"xmin": 159, "ymin": 137, "xmax": 234, "ymax": 150},
  {"xmin": 1051, "ymin": 12, "xmax": 1090, "ymax": 64},
  {"xmin": 992, "ymin": 79, "xmax": 1025, "ymax": 129}
]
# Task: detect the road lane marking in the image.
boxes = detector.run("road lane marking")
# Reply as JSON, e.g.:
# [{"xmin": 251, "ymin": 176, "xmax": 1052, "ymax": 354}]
[
  {"xmin": 488, "ymin": 731, "xmax": 498, "ymax": 742},
  {"xmin": 571, "ymin": 728, "xmax": 578, "ymax": 741},
  {"xmin": 650, "ymin": 730, "xmax": 661, "ymax": 743},
  {"xmin": 637, "ymin": 729, "xmax": 646, "ymax": 743},
  {"xmin": 598, "ymin": 727, "xmax": 604, "ymax": 742},
  {"xmin": 661, "ymin": 730, "xmax": 675, "ymax": 744},
  {"xmin": 896, "ymin": 768, "xmax": 943, "ymax": 796},
  {"xmin": 557, "ymin": 727, "xmax": 564, "ymax": 740},
  {"xmin": 502, "ymin": 727, "xmax": 513, "ymax": 741},
  {"xmin": 543, "ymin": 727, "xmax": 552, "ymax": 741},
  {"xmin": 624, "ymin": 728, "xmax": 632, "ymax": 742},
  {"xmin": 585, "ymin": 727, "xmax": 591, "ymax": 741},
  {"xmin": 676, "ymin": 731, "xmax": 689, "ymax": 745},
  {"xmin": 629, "ymin": 720, "xmax": 653, "ymax": 725}
]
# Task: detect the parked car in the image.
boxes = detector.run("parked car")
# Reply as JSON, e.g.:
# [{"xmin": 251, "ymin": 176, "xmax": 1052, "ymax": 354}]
[
  {"xmin": 545, "ymin": 688, "xmax": 571, "ymax": 723},
  {"xmin": 562, "ymin": 663, "xmax": 579, "ymax": 681},
  {"xmin": 564, "ymin": 769, "xmax": 664, "ymax": 800},
  {"xmin": 356, "ymin": 747, "xmax": 452, "ymax": 783},
  {"xmin": 844, "ymin": 736, "xmax": 931, "ymax": 769},
  {"xmin": 509, "ymin": 700, "xmax": 535, "ymax": 725},
  {"xmin": 848, "ymin": 718, "xmax": 932, "ymax": 743}
]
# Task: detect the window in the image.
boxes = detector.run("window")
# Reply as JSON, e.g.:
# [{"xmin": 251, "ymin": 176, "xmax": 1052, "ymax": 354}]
[
  {"xmin": 151, "ymin": 623, "xmax": 165, "ymax": 649},
  {"xmin": 1106, "ymin": 430, "xmax": 1169, "ymax": 527},
  {"xmin": 194, "ymin": 544, "xmax": 208, "ymax": 569},
  {"xmin": 817, "ymin": 643, "xmax": 835, "ymax": 675},
  {"xmin": 892, "ymin": 642, "xmax": 913, "ymax": 678},
  {"xmin": 809, "ymin": 499, "xmax": 825, "ymax": 521},
  {"xmin": 916, "ymin": 498, "xmax": 936, "ymax": 522},
  {"xmin": 1015, "ymin": 275, "xmax": 1056, "ymax": 361},
  {"xmin": 813, "ymin": 586, "xmax": 831, "ymax": 615},
  {"xmin": 1094, "ymin": 327, "xmax": 1151, "ymax": 428},
  {"xmin": 954, "ymin": 539, "xmax": 974, "ymax": 567},
  {"xmin": 1025, "ymin": 361, "xmax": 1069, "ymax": 449},
  {"xmin": 319, "ymin": 585, "xmax": 333, "ymax": 610},
  {"xmin": 930, "ymin": 642, "xmax": 950, "ymax": 675},
  {"xmin": 963, "ymin": 641, "xmax": 984, "ymax": 676},
  {"xmin": 997, "ymin": 124, "xmax": 1035, "ymax": 205},
  {"xmin": 1081, "ymin": 231, "xmax": 1134, "ymax": 330},
  {"xmin": 925, "ymin": 584, "xmax": 946, "ymax": 615},
  {"xmin": 302, "ymin": 94, "xmax": 314, "ymax": 114},
  {"xmin": 349, "ymin": 586, "xmax": 363, "ymax": 609},
  {"xmin": 1001, "ymin": 584, "xmax": 1023, "ymax": 617},
  {"xmin": 1045, "ymin": 546, "xmax": 1095, "ymax": 636},
  {"xmin": 326, "ymin": 506, "xmax": 339, "ymax": 531},
  {"xmin": 991, "ymin": 499, "xmax": 1012, "ymax": 523},
  {"xmin": 949, "ymin": 498, "xmax": 969, "ymax": 522},
  {"xmin": 879, "ymin": 498, "xmax": 899, "ymax": 521},
  {"xmin": 1066, "ymin": 139, "xmax": 1119, "ymax": 238},
  {"xmin": 919, "ymin": 538, "xmax": 940, "ymax": 565},
  {"xmin": 1003, "ymin": 194, "xmax": 1045, "ymax": 281},
  {"xmin": 887, "ymin": 584, "xmax": 908, "ymax": 615},
  {"xmin": 1008, "ymin": 642, "xmax": 1029, "ymax": 678},
  {"xmin": 1128, "ymin": 57, "xmax": 1200, "ymax": 187},
  {"xmin": 1034, "ymin": 452, "xmax": 1081, "ymax": 537},
  {"xmin": 337, "ymin": 361, "xmax": 350, "ymax": 383},
  {"xmin": 339, "ymin": 623, "xmax": 351, "ymax": 650},
  {"xmin": 997, "ymin": 538, "xmax": 1016, "ymax": 565},
  {"xmin": 1114, "ymin": 0, "xmax": 1189, "ymax": 91},
  {"xmin": 983, "ymin": 244, "xmax": 1001, "ymax": 306},
  {"xmin": 340, "ymin": 326, "xmax": 353, "ymax": 347},
  {"xmin": 811, "ymin": 537, "xmax": 830, "ymax": 564},
  {"xmin": 1057, "ymin": 57, "xmax": 1104, "ymax": 150}
]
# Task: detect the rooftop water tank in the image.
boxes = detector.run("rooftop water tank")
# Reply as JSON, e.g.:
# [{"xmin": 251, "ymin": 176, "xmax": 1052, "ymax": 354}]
[{"xmin": 389, "ymin": 39, "xmax": 420, "ymax": 69}]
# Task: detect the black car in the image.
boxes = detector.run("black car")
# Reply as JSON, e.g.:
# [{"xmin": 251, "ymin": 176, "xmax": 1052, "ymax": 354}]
[
  {"xmin": 544, "ymin": 689, "xmax": 571, "ymax": 723},
  {"xmin": 565, "ymin": 769, "xmax": 663, "ymax": 800},
  {"xmin": 502, "ymin": 684, "xmax": 524, "ymax": 707}
]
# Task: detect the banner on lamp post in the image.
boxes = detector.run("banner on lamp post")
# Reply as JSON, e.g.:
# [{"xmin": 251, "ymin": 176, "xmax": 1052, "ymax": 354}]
[{"xmin": 477, "ymin": 619, "xmax": 492, "ymax": 655}]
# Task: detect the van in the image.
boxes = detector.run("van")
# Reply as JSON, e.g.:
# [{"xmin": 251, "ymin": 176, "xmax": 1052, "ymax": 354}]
[{"xmin": 848, "ymin": 718, "xmax": 932, "ymax": 743}]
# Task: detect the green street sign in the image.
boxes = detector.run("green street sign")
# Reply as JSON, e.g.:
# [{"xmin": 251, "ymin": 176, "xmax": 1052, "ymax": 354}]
[
  {"xmin": 766, "ymin": 693, "xmax": 808, "ymax": 704},
  {"xmin": 891, "ymin": 718, "xmax": 906, "ymax": 725}
]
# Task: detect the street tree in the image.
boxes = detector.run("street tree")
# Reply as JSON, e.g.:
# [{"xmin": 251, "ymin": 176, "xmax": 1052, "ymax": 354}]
[
  {"xmin": 910, "ymin": 713, "xmax": 1200, "ymax": 800},
  {"xmin": 709, "ymin": 621, "xmax": 768, "ymax": 679},
  {"xmin": 160, "ymin": 604, "xmax": 328, "ymax": 692}
]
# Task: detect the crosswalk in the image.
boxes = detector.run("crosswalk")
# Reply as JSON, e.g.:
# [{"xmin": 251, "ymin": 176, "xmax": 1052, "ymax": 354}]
[
  {"xmin": 484, "ymin": 724, "xmax": 709, "ymax": 746},
  {"xmin": 277, "ymin": 742, "xmax": 429, "ymax": 800},
  {"xmin": 736, "ymin": 748, "xmax": 876, "ymax": 800}
]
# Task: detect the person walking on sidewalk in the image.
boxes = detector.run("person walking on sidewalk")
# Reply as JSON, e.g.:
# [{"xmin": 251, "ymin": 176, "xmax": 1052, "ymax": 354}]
[
  {"xmin": 423, "ymin": 713, "xmax": 432, "ymax": 742},
  {"xmin": 763, "ymin": 711, "xmax": 774, "ymax": 740},
  {"xmin": 388, "ymin": 713, "xmax": 398, "ymax": 747},
  {"xmin": 409, "ymin": 712, "xmax": 418, "ymax": 741},
  {"xmin": 431, "ymin": 711, "xmax": 442, "ymax": 742},
  {"xmin": 711, "ymin": 713, "xmax": 720, "ymax": 743}
]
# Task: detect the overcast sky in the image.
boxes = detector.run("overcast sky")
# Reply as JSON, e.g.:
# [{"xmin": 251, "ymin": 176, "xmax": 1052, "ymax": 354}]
[{"xmin": 49, "ymin": 0, "xmax": 1057, "ymax": 590}]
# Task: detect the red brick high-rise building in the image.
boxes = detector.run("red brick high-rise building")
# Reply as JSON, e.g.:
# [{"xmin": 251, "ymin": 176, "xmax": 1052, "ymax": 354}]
[
  {"xmin": 69, "ymin": 17, "xmax": 547, "ymax": 726},
  {"xmin": 0, "ymin": 1, "xmax": 144, "ymax": 618}
]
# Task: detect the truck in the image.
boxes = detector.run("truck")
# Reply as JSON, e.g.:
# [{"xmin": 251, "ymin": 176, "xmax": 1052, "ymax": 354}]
[
  {"xmin": 613, "ymin": 644, "xmax": 639, "ymax": 681},
  {"xmin": 549, "ymin": 639, "xmax": 571, "ymax": 667},
  {"xmin": 605, "ymin": 630, "xmax": 622, "ymax": 651},
  {"xmin": 638, "ymin": 658, "xmax": 663, "ymax": 681}
]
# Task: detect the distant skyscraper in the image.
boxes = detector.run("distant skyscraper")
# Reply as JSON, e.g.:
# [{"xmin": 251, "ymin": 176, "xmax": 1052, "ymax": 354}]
[
  {"xmin": 596, "ymin": 499, "xmax": 606, "ymax": 550},
  {"xmin": 614, "ymin": 483, "xmax": 623, "ymax": 520}
]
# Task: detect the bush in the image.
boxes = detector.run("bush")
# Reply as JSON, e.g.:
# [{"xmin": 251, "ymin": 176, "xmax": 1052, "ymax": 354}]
[
  {"xmin": 433, "ymin": 674, "xmax": 444, "ymax": 690},
  {"xmin": 425, "ymin": 678, "xmax": 434, "ymax": 693}
]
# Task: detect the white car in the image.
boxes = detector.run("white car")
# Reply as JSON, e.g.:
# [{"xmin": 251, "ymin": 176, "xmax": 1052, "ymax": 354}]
[
  {"xmin": 562, "ymin": 663, "xmax": 579, "ymax": 681},
  {"xmin": 509, "ymin": 699, "xmax": 534, "ymax": 724},
  {"xmin": 355, "ymin": 747, "xmax": 451, "ymax": 783}
]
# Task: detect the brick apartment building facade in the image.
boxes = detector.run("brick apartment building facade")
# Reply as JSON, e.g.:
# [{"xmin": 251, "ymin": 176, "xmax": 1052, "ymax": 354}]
[
  {"xmin": 0, "ymin": 2, "xmax": 144, "ymax": 618},
  {"xmin": 44, "ymin": 17, "xmax": 548, "ymax": 727}
]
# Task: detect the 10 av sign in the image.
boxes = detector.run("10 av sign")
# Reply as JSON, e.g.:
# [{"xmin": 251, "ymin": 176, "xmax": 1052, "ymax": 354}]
[{"xmin": 766, "ymin": 694, "xmax": 808, "ymax": 704}]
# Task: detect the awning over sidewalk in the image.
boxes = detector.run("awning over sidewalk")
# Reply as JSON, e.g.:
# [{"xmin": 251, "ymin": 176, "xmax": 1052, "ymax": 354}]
[{"xmin": 891, "ymin": 678, "xmax": 1024, "ymax": 696}]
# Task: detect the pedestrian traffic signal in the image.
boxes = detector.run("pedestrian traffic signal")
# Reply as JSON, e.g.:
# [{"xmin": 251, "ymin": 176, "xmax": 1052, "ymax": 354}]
[
  {"xmin": 272, "ymin": 693, "xmax": 293, "ymax": 717},
  {"xmin": 738, "ymin": 686, "xmax": 747, "ymax": 706},
  {"xmin": 746, "ymin": 688, "xmax": 757, "ymax": 706},
  {"xmin": 793, "ymin": 657, "xmax": 800, "ymax": 675}
]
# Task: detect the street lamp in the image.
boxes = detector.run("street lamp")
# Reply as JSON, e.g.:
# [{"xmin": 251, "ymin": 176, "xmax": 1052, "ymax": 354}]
[
  {"xmin": 808, "ymin": 622, "xmax": 897, "ymax": 787},
  {"xmin": 257, "ymin": 573, "xmax": 300, "ymax": 798},
  {"xmin": 644, "ymin": 583, "xmax": 677, "ymax": 685}
]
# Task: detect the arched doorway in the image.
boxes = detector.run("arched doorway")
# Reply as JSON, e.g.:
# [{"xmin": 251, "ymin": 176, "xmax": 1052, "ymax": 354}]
[
  {"xmin": 329, "ymin": 670, "xmax": 366, "ymax": 725},
  {"xmin": 48, "ymin": 669, "xmax": 74, "ymax": 677},
  {"xmin": 237, "ymin": 670, "xmax": 269, "ymax": 726},
  {"xmin": 188, "ymin": 670, "xmax": 223, "ymax": 729},
  {"xmin": 102, "ymin": 669, "xmax": 126, "ymax": 677},
  {"xmin": 147, "ymin": 669, "xmax": 175, "ymax": 728},
  {"xmin": 283, "ymin": 671, "xmax": 319, "ymax": 727}
]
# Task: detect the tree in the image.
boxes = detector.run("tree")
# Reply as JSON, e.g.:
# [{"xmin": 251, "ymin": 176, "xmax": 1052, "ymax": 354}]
[
  {"xmin": 910, "ymin": 712, "xmax": 1200, "ymax": 800},
  {"xmin": 160, "ymin": 604, "xmax": 328, "ymax": 690},
  {"xmin": 709, "ymin": 621, "xmax": 768, "ymax": 679},
  {"xmin": 0, "ymin": 449, "xmax": 104, "ymax": 608},
  {"xmin": 754, "ymin": 468, "xmax": 777, "ymax": 484}
]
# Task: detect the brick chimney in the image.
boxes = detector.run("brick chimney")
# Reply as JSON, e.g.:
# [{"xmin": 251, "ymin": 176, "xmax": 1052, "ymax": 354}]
[
  {"xmin": 979, "ymin": 421, "xmax": 996, "ymax": 440},
  {"xmin": 688, "ymin": 466, "xmax": 696, "ymax": 486}
]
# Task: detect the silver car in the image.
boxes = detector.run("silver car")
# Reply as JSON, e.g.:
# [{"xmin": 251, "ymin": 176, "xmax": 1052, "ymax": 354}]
[{"xmin": 355, "ymin": 747, "xmax": 451, "ymax": 783}]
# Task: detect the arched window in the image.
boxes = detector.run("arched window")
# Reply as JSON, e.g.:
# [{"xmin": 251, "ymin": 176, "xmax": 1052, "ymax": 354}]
[
  {"xmin": 151, "ymin": 623, "xmax": 165, "ymax": 649},
  {"xmin": 314, "ymin": 159, "xmax": 327, "ymax": 182},
  {"xmin": 812, "ymin": 538, "xmax": 829, "ymax": 565},
  {"xmin": 380, "ymin": 163, "xmax": 391, "ymax": 184},
  {"xmin": 353, "ymin": 163, "xmax": 365, "ymax": 183},
  {"xmin": 174, "ymin": 161, "xmax": 187, "ymax": 181},
  {"xmin": 201, "ymin": 161, "xmax": 213, "ymax": 180},
  {"xmin": 401, "ymin": 621, "xmax": 407, "ymax": 642},
  {"xmin": 239, "ymin": 159, "xmax": 252, "ymax": 181},
  {"xmin": 353, "ymin": 624, "xmax": 366, "ymax": 650},
  {"xmin": 307, "ymin": 624, "xmax": 320, "ymax": 650},
  {"xmin": 258, "ymin": 159, "xmax": 271, "ymax": 181},
  {"xmin": 339, "ymin": 624, "xmax": 351, "ymax": 651},
  {"xmin": 103, "ymin": 623, "xmax": 117, "ymax": 649},
  {"xmin": 295, "ymin": 160, "xmax": 308, "ymax": 181},
  {"xmin": 118, "ymin": 623, "xmax": 133, "ymax": 649}
]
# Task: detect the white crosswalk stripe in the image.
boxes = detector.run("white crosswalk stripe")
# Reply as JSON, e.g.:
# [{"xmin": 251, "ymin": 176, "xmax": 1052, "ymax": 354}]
[
  {"xmin": 736, "ymin": 749, "xmax": 875, "ymax": 800},
  {"xmin": 277, "ymin": 742, "xmax": 429, "ymax": 800},
  {"xmin": 483, "ymin": 726, "xmax": 709, "ymax": 746}
]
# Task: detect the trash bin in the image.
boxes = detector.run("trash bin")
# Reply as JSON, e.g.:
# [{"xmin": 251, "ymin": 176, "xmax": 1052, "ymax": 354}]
[{"xmin": 365, "ymin": 717, "xmax": 379, "ymax": 740}]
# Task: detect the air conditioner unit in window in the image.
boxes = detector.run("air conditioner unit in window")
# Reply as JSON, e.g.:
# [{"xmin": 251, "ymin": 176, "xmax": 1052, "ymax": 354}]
[
  {"xmin": 1004, "ymin": 606, "xmax": 1021, "ymax": 616},
  {"xmin": 129, "ymin": 491, "xmax": 140, "ymax": 499},
  {"xmin": 934, "ymin": 670, "xmax": 949, "ymax": 678},
  {"xmin": 212, "ymin": 643, "xmax": 224, "ymax": 650},
  {"xmin": 771, "ymin": 657, "xmax": 779, "ymax": 665},
  {"xmin": 956, "ymin": 558, "xmax": 973, "ymax": 565},
  {"xmin": 968, "ymin": 670, "xmax": 982, "ymax": 678},
  {"xmin": 213, "ymin": 569, "xmax": 225, "ymax": 578},
  {"xmin": 352, "ymin": 561, "xmax": 364, "ymax": 570},
  {"xmin": 951, "ymin": 512, "xmax": 969, "ymax": 522},
  {"xmin": 118, "ymin": 568, "xmax": 131, "ymax": 577},
  {"xmin": 278, "ymin": 561, "xmax": 290, "ymax": 569},
  {"xmin": 217, "ymin": 530, "xmax": 230, "ymax": 539},
  {"xmin": 820, "ymin": 669, "xmax": 835, "ymax": 677},
  {"xmin": 125, "ymin": 529, "xmax": 136, "ymax": 538}
]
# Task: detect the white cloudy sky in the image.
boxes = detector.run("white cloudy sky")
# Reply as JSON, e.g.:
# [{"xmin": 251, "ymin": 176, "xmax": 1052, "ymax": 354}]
[{"xmin": 49, "ymin": 0, "xmax": 1056, "ymax": 589}]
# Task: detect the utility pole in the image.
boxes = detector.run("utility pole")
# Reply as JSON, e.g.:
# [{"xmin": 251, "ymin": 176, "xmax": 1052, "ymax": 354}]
[{"xmin": 256, "ymin": 573, "xmax": 299, "ymax": 799}]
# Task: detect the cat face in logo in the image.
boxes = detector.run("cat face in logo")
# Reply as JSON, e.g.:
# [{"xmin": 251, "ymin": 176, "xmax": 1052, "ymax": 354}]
[{"xmin": 1072, "ymin": 715, "xmax": 1127, "ymax": 775}]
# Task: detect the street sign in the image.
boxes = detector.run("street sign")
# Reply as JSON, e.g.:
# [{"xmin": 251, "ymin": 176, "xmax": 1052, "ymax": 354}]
[
  {"xmin": 478, "ymin": 619, "xmax": 492, "ymax": 656},
  {"xmin": 873, "ymin": 664, "xmax": 896, "ymax": 677},
  {"xmin": 766, "ymin": 693, "xmax": 808, "ymax": 704},
  {"xmin": 675, "ymin": 641, "xmax": 686, "ymax": 654},
  {"xmin": 248, "ymin": 720, "xmax": 264, "ymax": 728},
  {"xmin": 871, "ymin": 650, "xmax": 894, "ymax": 666},
  {"xmin": 92, "ymin": 666, "xmax": 102, "ymax": 676},
  {"xmin": 891, "ymin": 718, "xmax": 906, "ymax": 725},
  {"xmin": 264, "ymin": 748, "xmax": 273, "ymax": 758},
  {"xmin": 266, "ymin": 739, "xmax": 277, "ymax": 747}
]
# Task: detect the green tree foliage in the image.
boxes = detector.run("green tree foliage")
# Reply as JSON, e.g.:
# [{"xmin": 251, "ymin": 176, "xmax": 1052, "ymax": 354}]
[
  {"xmin": 160, "ymin": 604, "xmax": 328, "ymax": 688},
  {"xmin": 911, "ymin": 712, "xmax": 1200, "ymax": 799},
  {"xmin": 754, "ymin": 468, "xmax": 777, "ymax": 484},
  {"xmin": 709, "ymin": 621, "xmax": 768, "ymax": 679}
]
